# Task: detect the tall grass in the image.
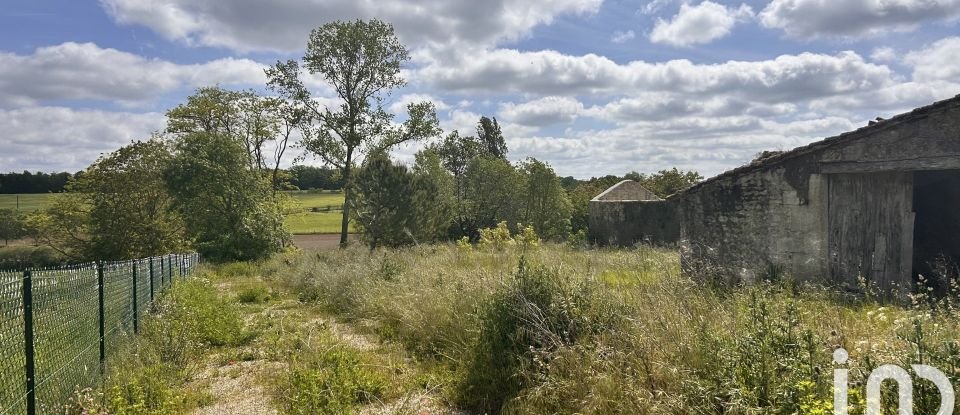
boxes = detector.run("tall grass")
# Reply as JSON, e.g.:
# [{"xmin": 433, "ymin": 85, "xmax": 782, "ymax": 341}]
[
  {"xmin": 64, "ymin": 272, "xmax": 249, "ymax": 414},
  {"xmin": 263, "ymin": 244, "xmax": 960, "ymax": 414}
]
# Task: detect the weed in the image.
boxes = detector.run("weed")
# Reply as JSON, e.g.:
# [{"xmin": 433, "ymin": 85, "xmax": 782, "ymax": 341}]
[{"xmin": 236, "ymin": 282, "xmax": 272, "ymax": 304}]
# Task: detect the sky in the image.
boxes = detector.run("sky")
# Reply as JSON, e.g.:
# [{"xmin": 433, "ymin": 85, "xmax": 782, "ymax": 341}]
[{"xmin": 1, "ymin": 0, "xmax": 960, "ymax": 179}]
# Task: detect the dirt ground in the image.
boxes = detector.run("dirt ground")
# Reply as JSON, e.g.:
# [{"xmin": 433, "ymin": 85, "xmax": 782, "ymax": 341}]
[{"xmin": 291, "ymin": 233, "xmax": 354, "ymax": 250}]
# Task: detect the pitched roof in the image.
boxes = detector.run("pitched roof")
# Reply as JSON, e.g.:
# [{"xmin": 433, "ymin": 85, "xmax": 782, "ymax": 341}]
[
  {"xmin": 675, "ymin": 93, "xmax": 960, "ymax": 196},
  {"xmin": 592, "ymin": 180, "xmax": 662, "ymax": 201}
]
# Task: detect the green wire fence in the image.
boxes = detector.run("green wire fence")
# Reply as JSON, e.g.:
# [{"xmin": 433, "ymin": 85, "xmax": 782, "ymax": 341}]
[{"xmin": 0, "ymin": 253, "xmax": 200, "ymax": 415}]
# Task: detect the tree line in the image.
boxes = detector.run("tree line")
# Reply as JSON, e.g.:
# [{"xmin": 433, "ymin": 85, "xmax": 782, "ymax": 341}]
[{"xmin": 0, "ymin": 171, "xmax": 76, "ymax": 194}]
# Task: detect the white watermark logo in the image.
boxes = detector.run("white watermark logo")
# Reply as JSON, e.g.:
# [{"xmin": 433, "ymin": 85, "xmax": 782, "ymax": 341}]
[{"xmin": 833, "ymin": 348, "xmax": 955, "ymax": 415}]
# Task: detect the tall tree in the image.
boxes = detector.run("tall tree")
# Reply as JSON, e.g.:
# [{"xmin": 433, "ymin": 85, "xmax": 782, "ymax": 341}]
[
  {"xmin": 463, "ymin": 157, "xmax": 525, "ymax": 234},
  {"xmin": 165, "ymin": 132, "xmax": 287, "ymax": 261},
  {"xmin": 430, "ymin": 131, "xmax": 483, "ymax": 235},
  {"xmin": 166, "ymin": 87, "xmax": 301, "ymax": 191},
  {"xmin": 0, "ymin": 209, "xmax": 26, "ymax": 246},
  {"xmin": 29, "ymin": 140, "xmax": 185, "ymax": 260},
  {"xmin": 266, "ymin": 19, "xmax": 440, "ymax": 247},
  {"xmin": 476, "ymin": 116, "xmax": 507, "ymax": 159},
  {"xmin": 518, "ymin": 158, "xmax": 572, "ymax": 240}
]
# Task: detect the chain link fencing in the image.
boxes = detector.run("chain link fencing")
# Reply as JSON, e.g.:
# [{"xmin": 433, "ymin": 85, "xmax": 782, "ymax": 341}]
[{"xmin": 0, "ymin": 252, "xmax": 200, "ymax": 415}]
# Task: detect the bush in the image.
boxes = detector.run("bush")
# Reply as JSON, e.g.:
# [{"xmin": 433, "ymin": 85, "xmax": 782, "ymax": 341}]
[
  {"xmin": 455, "ymin": 260, "xmax": 621, "ymax": 413},
  {"xmin": 0, "ymin": 245, "xmax": 64, "ymax": 269},
  {"xmin": 279, "ymin": 343, "xmax": 387, "ymax": 415},
  {"xmin": 146, "ymin": 278, "xmax": 250, "ymax": 367},
  {"xmin": 236, "ymin": 283, "xmax": 272, "ymax": 304}
]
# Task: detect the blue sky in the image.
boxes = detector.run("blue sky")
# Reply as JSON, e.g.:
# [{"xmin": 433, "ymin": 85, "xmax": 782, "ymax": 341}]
[{"xmin": 2, "ymin": 0, "xmax": 960, "ymax": 178}]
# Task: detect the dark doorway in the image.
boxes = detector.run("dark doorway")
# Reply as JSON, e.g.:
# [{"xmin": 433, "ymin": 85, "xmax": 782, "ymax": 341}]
[{"xmin": 912, "ymin": 170, "xmax": 960, "ymax": 291}]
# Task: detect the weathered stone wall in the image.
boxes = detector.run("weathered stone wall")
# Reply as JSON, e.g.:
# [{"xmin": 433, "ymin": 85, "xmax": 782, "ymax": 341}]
[
  {"xmin": 677, "ymin": 167, "xmax": 828, "ymax": 284},
  {"xmin": 589, "ymin": 199, "xmax": 679, "ymax": 246},
  {"xmin": 677, "ymin": 95, "xmax": 960, "ymax": 287}
]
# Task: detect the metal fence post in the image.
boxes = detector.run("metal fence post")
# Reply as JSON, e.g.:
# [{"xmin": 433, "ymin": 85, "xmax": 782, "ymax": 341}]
[
  {"xmin": 180, "ymin": 255, "xmax": 186, "ymax": 278},
  {"xmin": 159, "ymin": 256, "xmax": 165, "ymax": 288},
  {"xmin": 132, "ymin": 261, "xmax": 139, "ymax": 334},
  {"xmin": 22, "ymin": 270, "xmax": 36, "ymax": 415},
  {"xmin": 167, "ymin": 254, "xmax": 173, "ymax": 282},
  {"xmin": 97, "ymin": 262, "xmax": 105, "ymax": 374},
  {"xmin": 149, "ymin": 257, "xmax": 155, "ymax": 303}
]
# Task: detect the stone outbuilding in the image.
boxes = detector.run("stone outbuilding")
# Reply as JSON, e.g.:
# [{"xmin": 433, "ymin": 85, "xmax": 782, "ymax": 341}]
[
  {"xmin": 588, "ymin": 180, "xmax": 679, "ymax": 246},
  {"xmin": 590, "ymin": 95, "xmax": 960, "ymax": 293}
]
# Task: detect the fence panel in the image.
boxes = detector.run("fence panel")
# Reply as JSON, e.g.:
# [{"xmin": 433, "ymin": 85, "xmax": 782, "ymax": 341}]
[
  {"xmin": 0, "ymin": 271, "xmax": 26, "ymax": 415},
  {"xmin": 31, "ymin": 264, "xmax": 99, "ymax": 413},
  {"xmin": 0, "ymin": 253, "xmax": 199, "ymax": 415},
  {"xmin": 135, "ymin": 259, "xmax": 151, "ymax": 328},
  {"xmin": 102, "ymin": 261, "xmax": 134, "ymax": 360}
]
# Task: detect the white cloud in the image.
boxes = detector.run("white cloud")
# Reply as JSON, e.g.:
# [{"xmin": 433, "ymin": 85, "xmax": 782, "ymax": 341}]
[
  {"xmin": 760, "ymin": 0, "xmax": 960, "ymax": 39},
  {"xmin": 905, "ymin": 37, "xmax": 960, "ymax": 83},
  {"xmin": 611, "ymin": 30, "xmax": 636, "ymax": 43},
  {"xmin": 499, "ymin": 96, "xmax": 584, "ymax": 126},
  {"xmin": 417, "ymin": 48, "xmax": 894, "ymax": 102},
  {"xmin": 0, "ymin": 107, "xmax": 166, "ymax": 172},
  {"xmin": 642, "ymin": 0, "xmax": 677, "ymax": 15},
  {"xmin": 99, "ymin": 0, "xmax": 602, "ymax": 53},
  {"xmin": 0, "ymin": 42, "xmax": 266, "ymax": 107},
  {"xmin": 870, "ymin": 46, "xmax": 897, "ymax": 62},
  {"xmin": 387, "ymin": 93, "xmax": 449, "ymax": 114},
  {"xmin": 650, "ymin": 2, "xmax": 753, "ymax": 47}
]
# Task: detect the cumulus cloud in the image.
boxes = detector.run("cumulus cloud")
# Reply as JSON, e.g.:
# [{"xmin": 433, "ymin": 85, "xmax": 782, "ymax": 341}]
[
  {"xmin": 0, "ymin": 107, "xmax": 166, "ymax": 171},
  {"xmin": 417, "ymin": 48, "xmax": 894, "ymax": 102},
  {"xmin": 99, "ymin": 0, "xmax": 602, "ymax": 53},
  {"xmin": 905, "ymin": 37, "xmax": 960, "ymax": 83},
  {"xmin": 387, "ymin": 93, "xmax": 449, "ymax": 114},
  {"xmin": 611, "ymin": 30, "xmax": 636, "ymax": 43},
  {"xmin": 870, "ymin": 46, "xmax": 897, "ymax": 62},
  {"xmin": 499, "ymin": 96, "xmax": 584, "ymax": 126},
  {"xmin": 760, "ymin": 0, "xmax": 960, "ymax": 39},
  {"xmin": 0, "ymin": 42, "xmax": 266, "ymax": 107},
  {"xmin": 650, "ymin": 2, "xmax": 753, "ymax": 47}
]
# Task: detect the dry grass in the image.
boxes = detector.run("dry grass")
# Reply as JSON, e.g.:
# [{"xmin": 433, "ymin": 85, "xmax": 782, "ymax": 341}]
[{"xmin": 261, "ymin": 243, "xmax": 960, "ymax": 414}]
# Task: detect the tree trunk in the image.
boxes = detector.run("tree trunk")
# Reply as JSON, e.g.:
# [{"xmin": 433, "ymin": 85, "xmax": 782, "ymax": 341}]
[{"xmin": 339, "ymin": 148, "xmax": 354, "ymax": 248}]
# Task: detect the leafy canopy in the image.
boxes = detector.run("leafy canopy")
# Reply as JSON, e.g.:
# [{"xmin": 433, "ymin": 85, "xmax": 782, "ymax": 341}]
[{"xmin": 266, "ymin": 19, "xmax": 440, "ymax": 246}]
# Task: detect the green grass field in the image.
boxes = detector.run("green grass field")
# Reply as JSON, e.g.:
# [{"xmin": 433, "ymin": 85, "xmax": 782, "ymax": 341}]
[
  {"xmin": 0, "ymin": 191, "xmax": 347, "ymax": 234},
  {"xmin": 0, "ymin": 193, "xmax": 55, "ymax": 212},
  {"xmin": 286, "ymin": 190, "xmax": 344, "ymax": 210},
  {"xmin": 284, "ymin": 190, "xmax": 349, "ymax": 234}
]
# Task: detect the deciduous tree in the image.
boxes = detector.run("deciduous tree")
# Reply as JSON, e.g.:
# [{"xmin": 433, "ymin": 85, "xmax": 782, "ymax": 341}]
[
  {"xmin": 165, "ymin": 132, "xmax": 287, "ymax": 261},
  {"xmin": 476, "ymin": 116, "xmax": 507, "ymax": 159},
  {"xmin": 266, "ymin": 19, "xmax": 440, "ymax": 247}
]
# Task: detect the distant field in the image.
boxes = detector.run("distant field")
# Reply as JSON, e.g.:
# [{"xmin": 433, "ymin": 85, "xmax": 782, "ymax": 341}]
[
  {"xmin": 286, "ymin": 190, "xmax": 344, "ymax": 210},
  {"xmin": 284, "ymin": 190, "xmax": 349, "ymax": 234},
  {"xmin": 0, "ymin": 190, "xmax": 347, "ymax": 234},
  {"xmin": 0, "ymin": 193, "xmax": 54, "ymax": 212}
]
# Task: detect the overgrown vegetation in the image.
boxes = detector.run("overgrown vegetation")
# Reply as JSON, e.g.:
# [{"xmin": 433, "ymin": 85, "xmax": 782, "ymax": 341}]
[
  {"xmin": 65, "ymin": 275, "xmax": 248, "ymax": 414},
  {"xmin": 259, "ymin": 242, "xmax": 960, "ymax": 414}
]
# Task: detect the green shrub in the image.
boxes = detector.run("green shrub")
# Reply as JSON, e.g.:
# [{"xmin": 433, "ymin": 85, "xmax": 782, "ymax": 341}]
[
  {"xmin": 146, "ymin": 278, "xmax": 250, "ymax": 367},
  {"xmin": 455, "ymin": 260, "xmax": 621, "ymax": 413},
  {"xmin": 236, "ymin": 282, "xmax": 272, "ymax": 304},
  {"xmin": 278, "ymin": 338, "xmax": 386, "ymax": 415}
]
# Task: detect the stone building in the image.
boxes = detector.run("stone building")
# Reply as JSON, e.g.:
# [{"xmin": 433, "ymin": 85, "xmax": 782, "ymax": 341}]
[
  {"xmin": 588, "ymin": 180, "xmax": 678, "ymax": 246},
  {"xmin": 590, "ymin": 95, "xmax": 960, "ymax": 292}
]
